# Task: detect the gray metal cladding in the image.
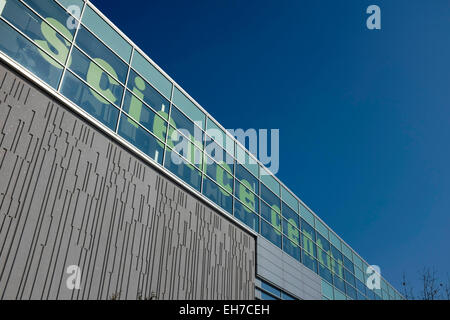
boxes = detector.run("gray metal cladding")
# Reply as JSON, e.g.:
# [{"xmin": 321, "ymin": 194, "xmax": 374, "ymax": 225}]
[
  {"xmin": 0, "ymin": 61, "xmax": 255, "ymax": 300},
  {"xmin": 256, "ymin": 236, "xmax": 322, "ymax": 300}
]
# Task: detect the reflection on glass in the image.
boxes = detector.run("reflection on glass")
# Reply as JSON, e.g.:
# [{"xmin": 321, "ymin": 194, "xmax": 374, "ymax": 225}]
[
  {"xmin": 61, "ymin": 70, "xmax": 119, "ymax": 130},
  {"xmin": 204, "ymin": 157, "xmax": 233, "ymax": 194},
  {"xmin": 122, "ymin": 89, "xmax": 167, "ymax": 142},
  {"xmin": 164, "ymin": 147, "xmax": 201, "ymax": 191},
  {"xmin": 170, "ymin": 106, "xmax": 203, "ymax": 149},
  {"xmin": 235, "ymin": 164, "xmax": 258, "ymax": 194},
  {"xmin": 69, "ymin": 46, "xmax": 123, "ymax": 107},
  {"xmin": 126, "ymin": 70, "xmax": 170, "ymax": 117},
  {"xmin": 117, "ymin": 114, "xmax": 163, "ymax": 164},
  {"xmin": 202, "ymin": 176, "xmax": 233, "ymax": 214},
  {"xmin": 0, "ymin": 18, "xmax": 63, "ymax": 89},
  {"xmin": 234, "ymin": 199, "xmax": 259, "ymax": 232},
  {"xmin": 319, "ymin": 262, "xmax": 333, "ymax": 284},
  {"xmin": 302, "ymin": 250, "xmax": 318, "ymax": 273},
  {"xmin": 282, "ymin": 219, "xmax": 299, "ymax": 246},
  {"xmin": 1, "ymin": 0, "xmax": 73, "ymax": 66},
  {"xmin": 283, "ymin": 236, "xmax": 301, "ymax": 261},
  {"xmin": 23, "ymin": 0, "xmax": 77, "ymax": 37},
  {"xmin": 261, "ymin": 184, "xmax": 280, "ymax": 214},
  {"xmin": 261, "ymin": 201, "xmax": 282, "ymax": 234},
  {"xmin": 75, "ymin": 25, "xmax": 127, "ymax": 83},
  {"xmin": 281, "ymin": 202, "xmax": 299, "ymax": 228},
  {"xmin": 261, "ymin": 219, "xmax": 281, "ymax": 248},
  {"xmin": 234, "ymin": 180, "xmax": 259, "ymax": 213}
]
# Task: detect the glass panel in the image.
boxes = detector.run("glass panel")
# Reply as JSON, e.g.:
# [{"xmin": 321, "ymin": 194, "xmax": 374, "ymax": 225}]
[
  {"xmin": 354, "ymin": 266, "xmax": 364, "ymax": 282},
  {"xmin": 56, "ymin": 0, "xmax": 84, "ymax": 12},
  {"xmin": 75, "ymin": 25, "xmax": 127, "ymax": 83},
  {"xmin": 23, "ymin": 0, "xmax": 77, "ymax": 38},
  {"xmin": 2, "ymin": 0, "xmax": 73, "ymax": 66},
  {"xmin": 234, "ymin": 199, "xmax": 259, "ymax": 232},
  {"xmin": 259, "ymin": 291, "xmax": 277, "ymax": 300},
  {"xmin": 260, "ymin": 184, "xmax": 280, "ymax": 213},
  {"xmin": 381, "ymin": 279, "xmax": 388, "ymax": 292},
  {"xmin": 352, "ymin": 253, "xmax": 363, "ymax": 271},
  {"xmin": 206, "ymin": 118, "xmax": 234, "ymax": 155},
  {"xmin": 342, "ymin": 242, "xmax": 353, "ymax": 260},
  {"xmin": 261, "ymin": 201, "xmax": 282, "ymax": 233},
  {"xmin": 202, "ymin": 176, "xmax": 233, "ymax": 214},
  {"xmin": 301, "ymin": 232, "xmax": 316, "ymax": 258},
  {"xmin": 334, "ymin": 275, "xmax": 345, "ymax": 293},
  {"xmin": 333, "ymin": 288, "xmax": 346, "ymax": 300},
  {"xmin": 344, "ymin": 268, "xmax": 356, "ymax": 287},
  {"xmin": 281, "ymin": 202, "xmax": 299, "ymax": 228},
  {"xmin": 164, "ymin": 147, "xmax": 201, "ymax": 191},
  {"xmin": 302, "ymin": 250, "xmax": 317, "ymax": 273},
  {"xmin": 330, "ymin": 245, "xmax": 343, "ymax": 263},
  {"xmin": 331, "ymin": 257, "xmax": 344, "ymax": 279},
  {"xmin": 356, "ymin": 278, "xmax": 367, "ymax": 296},
  {"xmin": 317, "ymin": 247, "xmax": 331, "ymax": 269},
  {"xmin": 319, "ymin": 263, "xmax": 333, "ymax": 284},
  {"xmin": 68, "ymin": 46, "xmax": 123, "ymax": 107},
  {"xmin": 203, "ymin": 156, "xmax": 233, "ymax": 194},
  {"xmin": 282, "ymin": 219, "xmax": 300, "ymax": 246},
  {"xmin": 168, "ymin": 125, "xmax": 202, "ymax": 168},
  {"xmin": 204, "ymin": 137, "xmax": 233, "ymax": 172},
  {"xmin": 131, "ymin": 51, "xmax": 172, "ymax": 99},
  {"xmin": 281, "ymin": 292, "xmax": 296, "ymax": 300},
  {"xmin": 261, "ymin": 219, "xmax": 281, "ymax": 248},
  {"xmin": 60, "ymin": 70, "xmax": 118, "ymax": 130},
  {"xmin": 299, "ymin": 202, "xmax": 314, "ymax": 226},
  {"xmin": 301, "ymin": 218, "xmax": 316, "ymax": 241},
  {"xmin": 260, "ymin": 166, "xmax": 280, "ymax": 196},
  {"xmin": 314, "ymin": 218, "xmax": 329, "ymax": 239},
  {"xmin": 0, "ymin": 19, "xmax": 63, "ymax": 89},
  {"xmin": 316, "ymin": 232, "xmax": 330, "ymax": 252},
  {"xmin": 283, "ymin": 236, "xmax": 300, "ymax": 261},
  {"xmin": 235, "ymin": 164, "xmax": 258, "ymax": 194},
  {"xmin": 172, "ymin": 87, "xmax": 205, "ymax": 129},
  {"xmin": 260, "ymin": 281, "xmax": 281, "ymax": 298},
  {"xmin": 329, "ymin": 232, "xmax": 341, "ymax": 250},
  {"xmin": 235, "ymin": 144, "xmax": 258, "ymax": 178},
  {"xmin": 321, "ymin": 280, "xmax": 334, "ymax": 300},
  {"xmin": 126, "ymin": 69, "xmax": 170, "ymax": 118},
  {"xmin": 356, "ymin": 291, "xmax": 366, "ymax": 300},
  {"xmin": 234, "ymin": 180, "xmax": 259, "ymax": 213},
  {"xmin": 117, "ymin": 114, "xmax": 163, "ymax": 164},
  {"xmin": 344, "ymin": 255, "xmax": 354, "ymax": 273},
  {"xmin": 281, "ymin": 186, "xmax": 298, "ymax": 213},
  {"xmin": 122, "ymin": 90, "xmax": 167, "ymax": 143},
  {"xmin": 82, "ymin": 4, "xmax": 132, "ymax": 62},
  {"xmin": 345, "ymin": 283, "xmax": 357, "ymax": 300},
  {"xmin": 169, "ymin": 106, "xmax": 203, "ymax": 149}
]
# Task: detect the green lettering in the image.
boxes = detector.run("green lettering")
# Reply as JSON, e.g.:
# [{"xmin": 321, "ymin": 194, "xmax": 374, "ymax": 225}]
[
  {"xmin": 286, "ymin": 218, "xmax": 299, "ymax": 246},
  {"xmin": 127, "ymin": 76, "xmax": 146, "ymax": 128},
  {"xmin": 302, "ymin": 230, "xmax": 315, "ymax": 256},
  {"xmin": 35, "ymin": 18, "xmax": 72, "ymax": 67},
  {"xmin": 216, "ymin": 162, "xmax": 232, "ymax": 194},
  {"xmin": 86, "ymin": 58, "xmax": 118, "ymax": 104},
  {"xmin": 239, "ymin": 179, "xmax": 255, "ymax": 212},
  {"xmin": 271, "ymin": 204, "xmax": 281, "ymax": 235}
]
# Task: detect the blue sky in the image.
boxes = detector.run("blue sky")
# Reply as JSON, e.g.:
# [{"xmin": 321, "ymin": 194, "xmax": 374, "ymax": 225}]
[{"xmin": 91, "ymin": 0, "xmax": 450, "ymax": 293}]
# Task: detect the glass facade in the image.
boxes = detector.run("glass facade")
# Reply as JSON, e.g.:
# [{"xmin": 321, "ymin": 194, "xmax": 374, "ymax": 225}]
[{"xmin": 0, "ymin": 0, "xmax": 403, "ymax": 300}]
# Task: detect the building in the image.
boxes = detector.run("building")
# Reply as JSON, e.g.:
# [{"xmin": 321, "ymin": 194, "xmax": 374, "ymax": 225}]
[{"xmin": 0, "ymin": 0, "xmax": 403, "ymax": 300}]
